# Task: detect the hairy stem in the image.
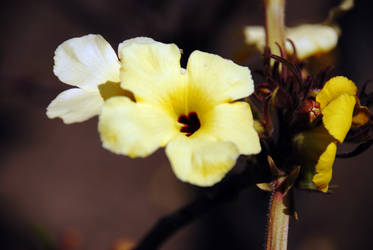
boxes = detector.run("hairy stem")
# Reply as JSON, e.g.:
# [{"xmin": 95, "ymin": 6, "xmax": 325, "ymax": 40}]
[{"xmin": 265, "ymin": 185, "xmax": 290, "ymax": 250}]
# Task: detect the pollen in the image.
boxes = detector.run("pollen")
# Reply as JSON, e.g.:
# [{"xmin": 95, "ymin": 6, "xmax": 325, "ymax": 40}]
[{"xmin": 178, "ymin": 112, "xmax": 201, "ymax": 136}]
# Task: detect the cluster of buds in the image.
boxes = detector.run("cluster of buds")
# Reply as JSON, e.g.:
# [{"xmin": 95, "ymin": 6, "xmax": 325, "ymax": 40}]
[{"xmin": 251, "ymin": 47, "xmax": 372, "ymax": 193}]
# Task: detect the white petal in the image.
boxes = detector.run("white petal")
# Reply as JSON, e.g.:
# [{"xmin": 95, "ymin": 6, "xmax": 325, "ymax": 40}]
[
  {"xmin": 54, "ymin": 34, "xmax": 120, "ymax": 91},
  {"xmin": 46, "ymin": 88, "xmax": 103, "ymax": 124},
  {"xmin": 165, "ymin": 134, "xmax": 239, "ymax": 187},
  {"xmin": 98, "ymin": 96, "xmax": 177, "ymax": 158},
  {"xmin": 244, "ymin": 25, "xmax": 339, "ymax": 60},
  {"xmin": 243, "ymin": 26, "xmax": 266, "ymax": 50},
  {"xmin": 286, "ymin": 24, "xmax": 338, "ymax": 59}
]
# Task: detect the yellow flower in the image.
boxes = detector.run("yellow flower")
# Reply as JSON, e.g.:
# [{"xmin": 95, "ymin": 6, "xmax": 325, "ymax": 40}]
[
  {"xmin": 316, "ymin": 76, "xmax": 357, "ymax": 143},
  {"xmin": 244, "ymin": 24, "xmax": 338, "ymax": 60},
  {"xmin": 98, "ymin": 38, "xmax": 261, "ymax": 186},
  {"xmin": 298, "ymin": 76, "xmax": 357, "ymax": 192},
  {"xmin": 46, "ymin": 34, "xmax": 121, "ymax": 124}
]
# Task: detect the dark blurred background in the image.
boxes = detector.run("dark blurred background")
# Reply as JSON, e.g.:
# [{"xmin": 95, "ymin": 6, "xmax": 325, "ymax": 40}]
[{"xmin": 1, "ymin": 0, "xmax": 372, "ymax": 249}]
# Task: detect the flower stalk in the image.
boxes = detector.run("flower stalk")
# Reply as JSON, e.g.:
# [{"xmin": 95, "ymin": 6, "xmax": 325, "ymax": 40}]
[
  {"xmin": 266, "ymin": 180, "xmax": 290, "ymax": 250},
  {"xmin": 264, "ymin": 1, "xmax": 289, "ymax": 246},
  {"xmin": 264, "ymin": 0, "xmax": 286, "ymax": 57}
]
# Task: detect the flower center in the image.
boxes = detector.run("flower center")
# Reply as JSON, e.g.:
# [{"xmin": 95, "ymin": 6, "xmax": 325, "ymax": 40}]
[{"xmin": 178, "ymin": 112, "xmax": 201, "ymax": 136}]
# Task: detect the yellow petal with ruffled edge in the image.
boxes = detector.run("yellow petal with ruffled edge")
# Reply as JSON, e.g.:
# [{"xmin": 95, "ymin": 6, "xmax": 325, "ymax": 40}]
[
  {"xmin": 316, "ymin": 76, "xmax": 357, "ymax": 109},
  {"xmin": 203, "ymin": 102, "xmax": 261, "ymax": 155},
  {"xmin": 312, "ymin": 142, "xmax": 337, "ymax": 192},
  {"xmin": 321, "ymin": 94, "xmax": 356, "ymax": 143},
  {"xmin": 165, "ymin": 134, "xmax": 239, "ymax": 186},
  {"xmin": 99, "ymin": 96, "xmax": 177, "ymax": 158},
  {"xmin": 187, "ymin": 50, "xmax": 254, "ymax": 104},
  {"xmin": 54, "ymin": 34, "xmax": 120, "ymax": 91}
]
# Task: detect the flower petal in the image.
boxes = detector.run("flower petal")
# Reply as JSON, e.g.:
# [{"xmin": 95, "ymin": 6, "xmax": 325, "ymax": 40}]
[
  {"xmin": 322, "ymin": 94, "xmax": 356, "ymax": 142},
  {"xmin": 54, "ymin": 34, "xmax": 120, "ymax": 91},
  {"xmin": 316, "ymin": 76, "xmax": 357, "ymax": 109},
  {"xmin": 244, "ymin": 25, "xmax": 338, "ymax": 60},
  {"xmin": 204, "ymin": 102, "xmax": 261, "ymax": 155},
  {"xmin": 312, "ymin": 142, "xmax": 337, "ymax": 192},
  {"xmin": 118, "ymin": 37, "xmax": 183, "ymax": 104},
  {"xmin": 165, "ymin": 134, "xmax": 239, "ymax": 186},
  {"xmin": 46, "ymin": 88, "xmax": 103, "ymax": 124},
  {"xmin": 187, "ymin": 50, "xmax": 254, "ymax": 104},
  {"xmin": 286, "ymin": 24, "xmax": 338, "ymax": 60},
  {"xmin": 243, "ymin": 26, "xmax": 266, "ymax": 51},
  {"xmin": 98, "ymin": 96, "xmax": 177, "ymax": 158},
  {"xmin": 294, "ymin": 126, "xmax": 335, "ymax": 191}
]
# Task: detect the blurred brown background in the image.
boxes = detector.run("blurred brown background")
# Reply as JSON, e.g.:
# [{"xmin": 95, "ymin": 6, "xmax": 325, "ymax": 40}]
[{"xmin": 1, "ymin": 0, "xmax": 372, "ymax": 249}]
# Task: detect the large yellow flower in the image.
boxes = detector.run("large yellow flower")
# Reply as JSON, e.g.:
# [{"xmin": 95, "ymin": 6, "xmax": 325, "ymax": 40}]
[
  {"xmin": 98, "ymin": 38, "xmax": 261, "ymax": 186},
  {"xmin": 298, "ymin": 76, "xmax": 357, "ymax": 192},
  {"xmin": 47, "ymin": 34, "xmax": 121, "ymax": 124}
]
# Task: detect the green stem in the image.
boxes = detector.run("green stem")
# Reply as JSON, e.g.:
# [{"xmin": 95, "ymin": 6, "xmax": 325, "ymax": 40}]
[
  {"xmin": 264, "ymin": 0, "xmax": 286, "ymax": 57},
  {"xmin": 265, "ymin": 185, "xmax": 290, "ymax": 250}
]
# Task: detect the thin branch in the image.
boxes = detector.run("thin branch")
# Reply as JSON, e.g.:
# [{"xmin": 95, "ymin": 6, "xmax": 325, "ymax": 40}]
[
  {"xmin": 133, "ymin": 159, "xmax": 269, "ymax": 250},
  {"xmin": 336, "ymin": 139, "xmax": 373, "ymax": 158}
]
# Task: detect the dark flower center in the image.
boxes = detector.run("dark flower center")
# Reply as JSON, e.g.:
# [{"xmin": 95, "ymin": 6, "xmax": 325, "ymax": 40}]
[{"xmin": 178, "ymin": 112, "xmax": 201, "ymax": 136}]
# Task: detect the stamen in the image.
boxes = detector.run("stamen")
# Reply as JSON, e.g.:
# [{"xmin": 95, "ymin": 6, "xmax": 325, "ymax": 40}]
[{"xmin": 178, "ymin": 112, "xmax": 201, "ymax": 136}]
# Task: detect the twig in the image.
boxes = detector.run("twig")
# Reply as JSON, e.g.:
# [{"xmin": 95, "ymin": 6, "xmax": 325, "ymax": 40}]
[{"xmin": 133, "ymin": 159, "xmax": 269, "ymax": 250}]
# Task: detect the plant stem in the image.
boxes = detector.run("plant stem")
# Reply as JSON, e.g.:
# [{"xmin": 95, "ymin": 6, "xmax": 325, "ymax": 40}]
[
  {"xmin": 264, "ymin": 0, "xmax": 286, "ymax": 57},
  {"xmin": 133, "ymin": 163, "xmax": 269, "ymax": 250},
  {"xmin": 265, "ymin": 183, "xmax": 290, "ymax": 250}
]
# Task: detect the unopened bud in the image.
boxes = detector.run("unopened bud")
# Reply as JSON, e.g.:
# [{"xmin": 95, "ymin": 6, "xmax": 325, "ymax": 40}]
[{"xmin": 301, "ymin": 99, "xmax": 321, "ymax": 123}]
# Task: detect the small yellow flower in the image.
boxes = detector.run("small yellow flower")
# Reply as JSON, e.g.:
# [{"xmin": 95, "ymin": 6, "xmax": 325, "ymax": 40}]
[
  {"xmin": 244, "ymin": 24, "xmax": 338, "ymax": 60},
  {"xmin": 47, "ymin": 34, "xmax": 121, "ymax": 124},
  {"xmin": 312, "ymin": 76, "xmax": 357, "ymax": 192},
  {"xmin": 297, "ymin": 76, "xmax": 357, "ymax": 192},
  {"xmin": 98, "ymin": 38, "xmax": 261, "ymax": 186},
  {"xmin": 316, "ymin": 76, "xmax": 357, "ymax": 142}
]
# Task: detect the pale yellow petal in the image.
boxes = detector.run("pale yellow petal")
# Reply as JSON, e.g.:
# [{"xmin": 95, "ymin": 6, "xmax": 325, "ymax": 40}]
[
  {"xmin": 203, "ymin": 102, "xmax": 261, "ymax": 155},
  {"xmin": 187, "ymin": 50, "xmax": 254, "ymax": 104},
  {"xmin": 118, "ymin": 37, "xmax": 156, "ymax": 51},
  {"xmin": 54, "ymin": 34, "xmax": 120, "ymax": 91},
  {"xmin": 46, "ymin": 88, "xmax": 103, "ymax": 124},
  {"xmin": 286, "ymin": 24, "xmax": 338, "ymax": 60},
  {"xmin": 316, "ymin": 76, "xmax": 357, "ymax": 109},
  {"xmin": 322, "ymin": 94, "xmax": 356, "ymax": 143},
  {"xmin": 243, "ymin": 26, "xmax": 266, "ymax": 51},
  {"xmin": 312, "ymin": 142, "xmax": 337, "ymax": 192},
  {"xmin": 165, "ymin": 134, "xmax": 239, "ymax": 187},
  {"xmin": 98, "ymin": 96, "xmax": 177, "ymax": 158},
  {"xmin": 118, "ymin": 38, "xmax": 183, "ymax": 104}
]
